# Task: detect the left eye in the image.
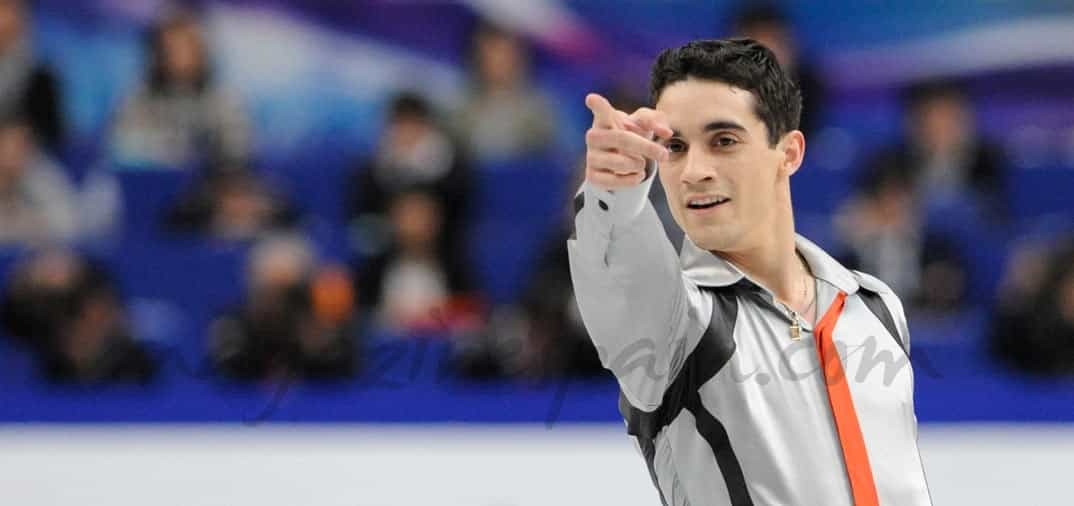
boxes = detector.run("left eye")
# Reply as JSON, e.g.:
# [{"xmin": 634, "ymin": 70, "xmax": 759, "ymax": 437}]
[{"xmin": 714, "ymin": 136, "xmax": 737, "ymax": 147}]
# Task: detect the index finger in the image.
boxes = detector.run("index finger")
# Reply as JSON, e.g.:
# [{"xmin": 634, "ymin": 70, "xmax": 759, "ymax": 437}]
[{"xmin": 585, "ymin": 93, "xmax": 620, "ymax": 129}]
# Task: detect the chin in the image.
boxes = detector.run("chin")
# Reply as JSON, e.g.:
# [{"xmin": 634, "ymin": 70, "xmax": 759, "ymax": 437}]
[{"xmin": 685, "ymin": 227, "xmax": 739, "ymax": 252}]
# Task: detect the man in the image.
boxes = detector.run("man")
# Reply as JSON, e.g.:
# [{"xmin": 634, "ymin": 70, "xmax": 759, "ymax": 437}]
[{"xmin": 568, "ymin": 39, "xmax": 931, "ymax": 505}]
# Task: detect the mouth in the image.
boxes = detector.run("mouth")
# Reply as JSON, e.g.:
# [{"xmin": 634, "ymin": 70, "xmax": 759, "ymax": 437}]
[{"xmin": 685, "ymin": 196, "xmax": 731, "ymax": 211}]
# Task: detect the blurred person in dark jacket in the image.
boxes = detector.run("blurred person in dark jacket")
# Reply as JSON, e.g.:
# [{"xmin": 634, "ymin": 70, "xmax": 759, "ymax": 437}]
[
  {"xmin": 861, "ymin": 79, "xmax": 1007, "ymax": 221},
  {"xmin": 465, "ymin": 225, "xmax": 603, "ymax": 380},
  {"xmin": 0, "ymin": 0, "xmax": 64, "ymax": 153},
  {"xmin": 0, "ymin": 115, "xmax": 78, "ymax": 245},
  {"xmin": 165, "ymin": 165, "xmax": 299, "ymax": 241},
  {"xmin": 210, "ymin": 235, "xmax": 358, "ymax": 381},
  {"xmin": 836, "ymin": 167, "xmax": 969, "ymax": 316},
  {"xmin": 347, "ymin": 91, "xmax": 470, "ymax": 261},
  {"xmin": 355, "ymin": 188, "xmax": 479, "ymax": 336},
  {"xmin": 110, "ymin": 8, "xmax": 250, "ymax": 170},
  {"xmin": 455, "ymin": 137, "xmax": 628, "ymax": 379},
  {"xmin": 991, "ymin": 236, "xmax": 1074, "ymax": 375},
  {"xmin": 731, "ymin": 3, "xmax": 826, "ymax": 138},
  {"xmin": 454, "ymin": 21, "xmax": 555, "ymax": 162},
  {"xmin": 0, "ymin": 249, "xmax": 155, "ymax": 384}
]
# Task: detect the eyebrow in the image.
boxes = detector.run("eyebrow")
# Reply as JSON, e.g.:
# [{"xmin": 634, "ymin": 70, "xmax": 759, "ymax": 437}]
[{"xmin": 670, "ymin": 120, "xmax": 748, "ymax": 138}]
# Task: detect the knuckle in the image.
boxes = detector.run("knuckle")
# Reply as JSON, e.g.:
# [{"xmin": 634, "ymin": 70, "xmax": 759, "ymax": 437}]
[
  {"xmin": 585, "ymin": 152, "xmax": 602, "ymax": 168},
  {"xmin": 604, "ymin": 131, "xmax": 627, "ymax": 151},
  {"xmin": 625, "ymin": 135, "xmax": 649, "ymax": 155},
  {"xmin": 585, "ymin": 128, "xmax": 601, "ymax": 145},
  {"xmin": 589, "ymin": 171, "xmax": 617, "ymax": 186},
  {"xmin": 607, "ymin": 154, "xmax": 626, "ymax": 171}
]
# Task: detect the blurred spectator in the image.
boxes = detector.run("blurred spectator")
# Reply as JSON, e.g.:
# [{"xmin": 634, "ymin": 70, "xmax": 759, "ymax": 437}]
[
  {"xmin": 835, "ymin": 167, "xmax": 969, "ymax": 316},
  {"xmin": 347, "ymin": 91, "xmax": 470, "ymax": 260},
  {"xmin": 0, "ymin": 115, "xmax": 78, "ymax": 245},
  {"xmin": 732, "ymin": 3, "xmax": 825, "ymax": 137},
  {"xmin": 990, "ymin": 236, "xmax": 1074, "ymax": 375},
  {"xmin": 355, "ymin": 188, "xmax": 479, "ymax": 335},
  {"xmin": 110, "ymin": 8, "xmax": 250, "ymax": 170},
  {"xmin": 0, "ymin": 0, "xmax": 64, "ymax": 153},
  {"xmin": 454, "ymin": 21, "xmax": 555, "ymax": 162},
  {"xmin": 466, "ymin": 224, "xmax": 603, "ymax": 380},
  {"xmin": 210, "ymin": 235, "xmax": 358, "ymax": 381},
  {"xmin": 0, "ymin": 249, "xmax": 155, "ymax": 384},
  {"xmin": 861, "ymin": 80, "xmax": 1007, "ymax": 221},
  {"xmin": 165, "ymin": 166, "xmax": 299, "ymax": 241}
]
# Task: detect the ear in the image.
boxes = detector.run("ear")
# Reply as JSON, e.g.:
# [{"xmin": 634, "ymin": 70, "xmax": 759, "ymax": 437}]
[{"xmin": 776, "ymin": 130, "xmax": 806, "ymax": 178}]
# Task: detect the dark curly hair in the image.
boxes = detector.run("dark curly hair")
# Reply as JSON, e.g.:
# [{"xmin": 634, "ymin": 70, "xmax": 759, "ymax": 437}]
[{"xmin": 649, "ymin": 38, "xmax": 801, "ymax": 146}]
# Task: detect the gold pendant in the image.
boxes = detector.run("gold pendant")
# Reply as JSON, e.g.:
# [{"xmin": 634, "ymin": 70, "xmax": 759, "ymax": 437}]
[{"xmin": 789, "ymin": 320, "xmax": 801, "ymax": 341}]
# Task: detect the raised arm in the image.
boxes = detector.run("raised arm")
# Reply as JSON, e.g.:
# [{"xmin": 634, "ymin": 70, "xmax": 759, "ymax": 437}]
[{"xmin": 568, "ymin": 94, "xmax": 712, "ymax": 411}]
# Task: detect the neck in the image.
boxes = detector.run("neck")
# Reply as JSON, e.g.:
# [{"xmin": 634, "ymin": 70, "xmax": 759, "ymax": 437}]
[{"xmin": 713, "ymin": 193, "xmax": 804, "ymax": 303}]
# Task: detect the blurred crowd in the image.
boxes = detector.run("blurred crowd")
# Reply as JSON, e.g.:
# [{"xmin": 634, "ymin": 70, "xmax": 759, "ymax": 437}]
[{"xmin": 0, "ymin": 0, "xmax": 1071, "ymax": 387}]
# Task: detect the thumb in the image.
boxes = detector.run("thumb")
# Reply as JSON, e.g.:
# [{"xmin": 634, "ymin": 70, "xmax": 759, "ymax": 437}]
[
  {"xmin": 629, "ymin": 108, "xmax": 673, "ymax": 141},
  {"xmin": 636, "ymin": 117, "xmax": 673, "ymax": 141}
]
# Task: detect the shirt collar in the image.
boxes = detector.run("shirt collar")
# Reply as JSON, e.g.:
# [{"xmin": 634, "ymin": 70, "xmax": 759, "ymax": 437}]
[{"xmin": 680, "ymin": 233, "xmax": 860, "ymax": 295}]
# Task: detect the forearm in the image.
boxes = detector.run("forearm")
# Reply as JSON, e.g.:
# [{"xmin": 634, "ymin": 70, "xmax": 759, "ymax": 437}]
[{"xmin": 567, "ymin": 169, "xmax": 707, "ymax": 409}]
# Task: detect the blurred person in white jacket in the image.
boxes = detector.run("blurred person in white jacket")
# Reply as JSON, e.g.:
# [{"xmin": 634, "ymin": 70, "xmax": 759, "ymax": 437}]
[{"xmin": 0, "ymin": 115, "xmax": 77, "ymax": 245}]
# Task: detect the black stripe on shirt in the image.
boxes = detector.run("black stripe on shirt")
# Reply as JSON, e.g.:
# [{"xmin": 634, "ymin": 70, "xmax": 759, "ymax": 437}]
[
  {"xmin": 619, "ymin": 286, "xmax": 753, "ymax": 505},
  {"xmin": 569, "ymin": 193, "xmax": 585, "ymax": 241},
  {"xmin": 857, "ymin": 289, "xmax": 907, "ymax": 357}
]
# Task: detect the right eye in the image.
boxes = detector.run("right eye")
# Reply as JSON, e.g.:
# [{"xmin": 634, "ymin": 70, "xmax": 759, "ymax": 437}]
[{"xmin": 666, "ymin": 140, "xmax": 687, "ymax": 153}]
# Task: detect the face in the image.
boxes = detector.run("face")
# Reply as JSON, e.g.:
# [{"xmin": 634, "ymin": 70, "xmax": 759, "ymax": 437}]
[
  {"xmin": 388, "ymin": 115, "xmax": 431, "ymax": 151},
  {"xmin": 391, "ymin": 192, "xmax": 442, "ymax": 252},
  {"xmin": 214, "ymin": 175, "xmax": 272, "ymax": 237},
  {"xmin": 161, "ymin": 22, "xmax": 204, "ymax": 84},
  {"xmin": 1058, "ymin": 270, "xmax": 1074, "ymax": 324},
  {"xmin": 250, "ymin": 240, "xmax": 312, "ymax": 295},
  {"xmin": 0, "ymin": 123, "xmax": 30, "ymax": 189},
  {"xmin": 0, "ymin": 0, "xmax": 23, "ymax": 51},
  {"xmin": 27, "ymin": 249, "xmax": 80, "ymax": 289},
  {"xmin": 914, "ymin": 96, "xmax": 970, "ymax": 154},
  {"xmin": 476, "ymin": 33, "xmax": 522, "ymax": 88},
  {"xmin": 655, "ymin": 78, "xmax": 802, "ymax": 253}
]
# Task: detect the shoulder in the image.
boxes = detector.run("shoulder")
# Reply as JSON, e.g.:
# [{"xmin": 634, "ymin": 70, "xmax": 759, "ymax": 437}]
[
  {"xmin": 25, "ymin": 156, "xmax": 73, "ymax": 191},
  {"xmin": 208, "ymin": 85, "xmax": 244, "ymax": 104},
  {"xmin": 851, "ymin": 269, "xmax": 895, "ymax": 295},
  {"xmin": 850, "ymin": 269, "xmax": 912, "ymax": 352},
  {"xmin": 115, "ymin": 85, "xmax": 156, "ymax": 114}
]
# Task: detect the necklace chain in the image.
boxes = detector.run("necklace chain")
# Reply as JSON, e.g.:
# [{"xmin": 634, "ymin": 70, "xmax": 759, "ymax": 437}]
[
  {"xmin": 788, "ymin": 255, "xmax": 816, "ymax": 340},
  {"xmin": 802, "ymin": 273, "xmax": 816, "ymax": 317}
]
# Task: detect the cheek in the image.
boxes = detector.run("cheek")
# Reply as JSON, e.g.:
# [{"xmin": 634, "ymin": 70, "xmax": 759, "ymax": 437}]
[
  {"xmin": 728, "ymin": 161, "xmax": 778, "ymax": 215},
  {"xmin": 658, "ymin": 178, "xmax": 681, "ymax": 212},
  {"xmin": 658, "ymin": 168, "xmax": 681, "ymax": 202},
  {"xmin": 657, "ymin": 163, "xmax": 676, "ymax": 187}
]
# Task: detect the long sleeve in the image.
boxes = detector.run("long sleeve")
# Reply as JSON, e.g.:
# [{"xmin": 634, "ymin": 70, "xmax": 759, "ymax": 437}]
[{"xmin": 567, "ymin": 166, "xmax": 711, "ymax": 411}]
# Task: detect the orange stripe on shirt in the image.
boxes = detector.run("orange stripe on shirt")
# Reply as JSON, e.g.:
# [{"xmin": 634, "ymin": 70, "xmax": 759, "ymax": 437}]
[{"xmin": 815, "ymin": 291, "xmax": 880, "ymax": 506}]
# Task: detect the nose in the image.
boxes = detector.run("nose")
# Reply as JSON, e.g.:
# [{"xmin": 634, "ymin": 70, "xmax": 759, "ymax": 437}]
[{"xmin": 680, "ymin": 150, "xmax": 716, "ymax": 185}]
